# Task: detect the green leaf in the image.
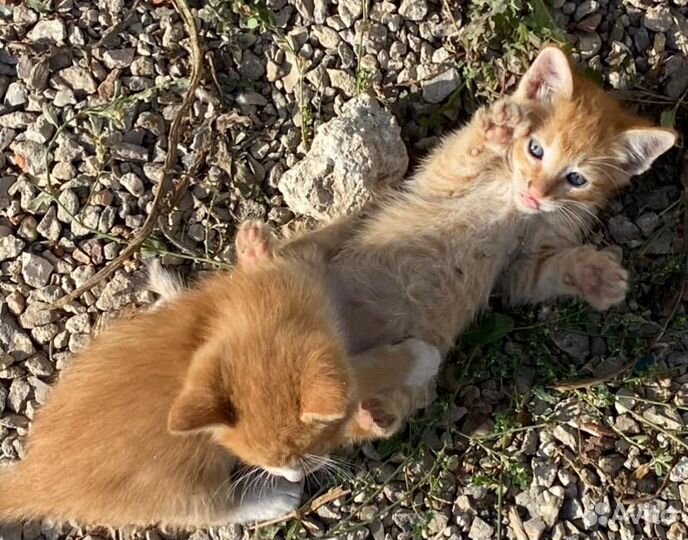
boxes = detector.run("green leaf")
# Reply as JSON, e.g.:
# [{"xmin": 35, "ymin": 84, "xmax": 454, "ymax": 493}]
[
  {"xmin": 463, "ymin": 313, "xmax": 515, "ymax": 346},
  {"xmin": 660, "ymin": 109, "xmax": 676, "ymax": 129},
  {"xmin": 246, "ymin": 17, "xmax": 259, "ymax": 29}
]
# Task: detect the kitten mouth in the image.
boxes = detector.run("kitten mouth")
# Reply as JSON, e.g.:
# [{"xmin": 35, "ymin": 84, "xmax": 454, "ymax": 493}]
[{"xmin": 519, "ymin": 193, "xmax": 541, "ymax": 211}]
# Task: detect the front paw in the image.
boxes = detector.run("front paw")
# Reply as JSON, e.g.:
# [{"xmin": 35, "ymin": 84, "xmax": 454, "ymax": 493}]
[
  {"xmin": 568, "ymin": 249, "xmax": 628, "ymax": 310},
  {"xmin": 477, "ymin": 98, "xmax": 532, "ymax": 149},
  {"xmin": 259, "ymin": 478, "xmax": 302, "ymax": 521},
  {"xmin": 356, "ymin": 396, "xmax": 401, "ymax": 439},
  {"xmin": 235, "ymin": 220, "xmax": 273, "ymax": 266}
]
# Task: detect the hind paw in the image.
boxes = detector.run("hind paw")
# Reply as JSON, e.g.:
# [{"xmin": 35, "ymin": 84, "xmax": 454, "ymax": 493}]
[{"xmin": 235, "ymin": 220, "xmax": 273, "ymax": 266}]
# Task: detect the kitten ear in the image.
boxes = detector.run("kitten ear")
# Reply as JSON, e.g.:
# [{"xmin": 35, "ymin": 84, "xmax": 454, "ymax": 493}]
[
  {"xmin": 168, "ymin": 388, "xmax": 236, "ymax": 434},
  {"xmin": 516, "ymin": 46, "xmax": 574, "ymax": 102},
  {"xmin": 300, "ymin": 357, "xmax": 352, "ymax": 425},
  {"xmin": 618, "ymin": 128, "xmax": 677, "ymax": 177},
  {"xmin": 168, "ymin": 345, "xmax": 236, "ymax": 434}
]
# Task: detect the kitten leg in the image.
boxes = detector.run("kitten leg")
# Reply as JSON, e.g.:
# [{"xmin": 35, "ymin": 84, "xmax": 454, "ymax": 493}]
[
  {"xmin": 500, "ymin": 245, "xmax": 628, "ymax": 310},
  {"xmin": 224, "ymin": 475, "xmax": 302, "ymax": 524},
  {"xmin": 475, "ymin": 98, "xmax": 533, "ymax": 153},
  {"xmin": 346, "ymin": 338, "xmax": 441, "ymax": 442},
  {"xmin": 235, "ymin": 220, "xmax": 274, "ymax": 266}
]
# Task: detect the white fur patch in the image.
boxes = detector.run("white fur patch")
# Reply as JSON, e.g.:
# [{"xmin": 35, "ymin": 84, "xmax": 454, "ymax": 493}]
[
  {"xmin": 146, "ymin": 259, "xmax": 184, "ymax": 309},
  {"xmin": 404, "ymin": 339, "xmax": 442, "ymax": 387},
  {"xmin": 265, "ymin": 466, "xmax": 304, "ymax": 483}
]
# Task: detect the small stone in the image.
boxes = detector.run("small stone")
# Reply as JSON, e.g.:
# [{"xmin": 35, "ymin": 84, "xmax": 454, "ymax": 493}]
[
  {"xmin": 643, "ymin": 406, "xmax": 684, "ymax": 431},
  {"xmin": 524, "ymin": 517, "xmax": 546, "ymax": 540},
  {"xmin": 574, "ymin": 0, "xmax": 599, "ymax": 21},
  {"xmin": 552, "ymin": 425, "xmax": 577, "ymax": 450},
  {"xmin": 326, "ymin": 69, "xmax": 357, "ymax": 96},
  {"xmin": 399, "ymin": 0, "xmax": 428, "ymax": 21},
  {"xmin": 599, "ymin": 453, "xmax": 625, "ymax": 476},
  {"xmin": 577, "ymin": 32, "xmax": 602, "ymax": 59},
  {"xmin": 643, "ymin": 6, "xmax": 673, "ymax": 32},
  {"xmin": 615, "ymin": 387, "xmax": 637, "ymax": 414},
  {"xmin": 103, "ymin": 48, "xmax": 136, "ymax": 69},
  {"xmin": 10, "ymin": 140, "xmax": 48, "ymax": 175},
  {"xmin": 468, "ymin": 517, "xmax": 494, "ymax": 540},
  {"xmin": 59, "ymin": 66, "xmax": 98, "ymax": 94},
  {"xmin": 0, "ymin": 235, "xmax": 25, "ymax": 262},
  {"xmin": 4, "ymin": 81, "xmax": 28, "ymax": 107},
  {"xmin": 27, "ymin": 19, "xmax": 66, "ymax": 44},
  {"xmin": 57, "ymin": 189, "xmax": 79, "ymax": 223},
  {"xmin": 8, "ymin": 379, "xmax": 30, "ymax": 413},
  {"xmin": 239, "ymin": 50, "xmax": 265, "ymax": 80},
  {"xmin": 119, "ymin": 172, "xmax": 145, "ymax": 197},
  {"xmin": 5, "ymin": 291, "xmax": 26, "ymax": 316},
  {"xmin": 311, "ymin": 25, "xmax": 341, "ymax": 49},
  {"xmin": 24, "ymin": 354, "xmax": 54, "ymax": 377},
  {"xmin": 37, "ymin": 207, "xmax": 62, "ymax": 241},
  {"xmin": 551, "ymin": 332, "xmax": 590, "ymax": 360},
  {"xmin": 422, "ymin": 67, "xmax": 461, "ymax": 103},
  {"xmin": 21, "ymin": 252, "xmax": 54, "ymax": 288},
  {"xmin": 279, "ymin": 95, "xmax": 408, "ymax": 220},
  {"xmin": 669, "ymin": 456, "xmax": 688, "ymax": 482},
  {"xmin": 111, "ymin": 142, "xmax": 148, "ymax": 162}
]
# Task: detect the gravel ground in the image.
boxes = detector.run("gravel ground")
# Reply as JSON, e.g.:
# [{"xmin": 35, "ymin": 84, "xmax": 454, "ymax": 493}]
[{"xmin": 0, "ymin": 1, "xmax": 687, "ymax": 540}]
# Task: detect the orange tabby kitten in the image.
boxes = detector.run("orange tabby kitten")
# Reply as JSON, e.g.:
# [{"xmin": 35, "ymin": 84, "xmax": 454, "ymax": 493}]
[
  {"xmin": 0, "ymin": 222, "xmax": 440, "ymax": 528},
  {"xmin": 280, "ymin": 46, "xmax": 676, "ymax": 419}
]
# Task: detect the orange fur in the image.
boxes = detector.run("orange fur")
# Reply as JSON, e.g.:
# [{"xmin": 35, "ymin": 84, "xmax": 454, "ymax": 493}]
[{"xmin": 0, "ymin": 223, "xmax": 438, "ymax": 528}]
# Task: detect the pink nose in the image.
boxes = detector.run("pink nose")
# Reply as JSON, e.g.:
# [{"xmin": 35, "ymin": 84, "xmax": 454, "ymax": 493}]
[{"xmin": 521, "ymin": 193, "xmax": 540, "ymax": 209}]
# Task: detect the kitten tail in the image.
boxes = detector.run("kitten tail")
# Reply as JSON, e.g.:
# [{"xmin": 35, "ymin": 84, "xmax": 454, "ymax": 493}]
[{"xmin": 146, "ymin": 259, "xmax": 185, "ymax": 306}]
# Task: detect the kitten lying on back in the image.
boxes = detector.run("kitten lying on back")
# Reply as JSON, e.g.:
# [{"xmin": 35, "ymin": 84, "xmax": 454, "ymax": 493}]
[
  {"xmin": 281, "ymin": 46, "xmax": 675, "ymax": 405},
  {"xmin": 0, "ymin": 222, "xmax": 440, "ymax": 528}
]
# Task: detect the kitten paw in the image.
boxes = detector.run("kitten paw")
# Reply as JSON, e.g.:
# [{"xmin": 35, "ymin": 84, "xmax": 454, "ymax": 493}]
[
  {"xmin": 403, "ymin": 338, "xmax": 442, "ymax": 387},
  {"xmin": 356, "ymin": 397, "xmax": 401, "ymax": 439},
  {"xmin": 478, "ymin": 99, "xmax": 531, "ymax": 149},
  {"xmin": 236, "ymin": 220, "xmax": 273, "ymax": 265},
  {"xmin": 256, "ymin": 478, "xmax": 303, "ymax": 521},
  {"xmin": 569, "ymin": 249, "xmax": 629, "ymax": 310}
]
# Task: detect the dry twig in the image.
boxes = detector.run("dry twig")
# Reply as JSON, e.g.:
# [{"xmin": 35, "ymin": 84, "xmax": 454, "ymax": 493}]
[
  {"xmin": 54, "ymin": 0, "xmax": 203, "ymax": 308},
  {"xmin": 250, "ymin": 486, "xmax": 350, "ymax": 531}
]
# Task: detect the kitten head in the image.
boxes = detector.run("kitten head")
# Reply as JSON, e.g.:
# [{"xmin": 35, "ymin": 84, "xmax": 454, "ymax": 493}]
[
  {"xmin": 510, "ymin": 46, "xmax": 676, "ymax": 215},
  {"xmin": 166, "ymin": 260, "xmax": 378, "ymax": 482}
]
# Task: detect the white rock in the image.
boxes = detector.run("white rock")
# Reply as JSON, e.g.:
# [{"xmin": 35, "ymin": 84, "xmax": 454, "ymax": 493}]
[
  {"xmin": 399, "ymin": 0, "xmax": 428, "ymax": 21},
  {"xmin": 27, "ymin": 19, "xmax": 66, "ymax": 44},
  {"xmin": 279, "ymin": 95, "xmax": 408, "ymax": 220},
  {"xmin": 21, "ymin": 252, "xmax": 55, "ymax": 288},
  {"xmin": 643, "ymin": 6, "xmax": 673, "ymax": 32},
  {"xmin": 59, "ymin": 66, "xmax": 97, "ymax": 94},
  {"xmin": 468, "ymin": 517, "xmax": 494, "ymax": 540},
  {"xmin": 103, "ymin": 48, "xmax": 136, "ymax": 69},
  {"xmin": 670, "ymin": 456, "xmax": 688, "ymax": 482},
  {"xmin": 0, "ymin": 235, "xmax": 25, "ymax": 261},
  {"xmin": 119, "ymin": 172, "xmax": 145, "ymax": 197},
  {"xmin": 422, "ymin": 67, "xmax": 461, "ymax": 103}
]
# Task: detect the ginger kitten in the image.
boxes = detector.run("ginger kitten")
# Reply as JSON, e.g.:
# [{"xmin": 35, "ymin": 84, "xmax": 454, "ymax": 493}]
[
  {"xmin": 280, "ymin": 46, "xmax": 675, "ymax": 404},
  {"xmin": 0, "ymin": 222, "xmax": 440, "ymax": 528}
]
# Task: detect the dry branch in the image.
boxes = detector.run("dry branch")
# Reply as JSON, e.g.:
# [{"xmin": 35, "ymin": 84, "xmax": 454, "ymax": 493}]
[{"xmin": 54, "ymin": 0, "xmax": 203, "ymax": 308}]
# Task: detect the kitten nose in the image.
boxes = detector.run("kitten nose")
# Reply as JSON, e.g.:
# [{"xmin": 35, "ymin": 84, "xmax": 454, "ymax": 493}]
[{"xmin": 522, "ymin": 185, "xmax": 543, "ymax": 209}]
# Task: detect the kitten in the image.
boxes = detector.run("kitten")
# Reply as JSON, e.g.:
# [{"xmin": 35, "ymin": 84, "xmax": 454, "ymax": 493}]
[
  {"xmin": 0, "ymin": 221, "xmax": 440, "ymax": 528},
  {"xmin": 280, "ymin": 46, "xmax": 675, "ymax": 408}
]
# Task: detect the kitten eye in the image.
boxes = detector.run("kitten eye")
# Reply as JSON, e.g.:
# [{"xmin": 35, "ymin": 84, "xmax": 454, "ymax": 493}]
[
  {"xmin": 528, "ymin": 139, "xmax": 544, "ymax": 160},
  {"xmin": 566, "ymin": 171, "xmax": 587, "ymax": 187}
]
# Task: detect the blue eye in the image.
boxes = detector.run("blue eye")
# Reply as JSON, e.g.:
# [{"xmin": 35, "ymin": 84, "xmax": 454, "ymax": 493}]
[
  {"xmin": 528, "ymin": 139, "xmax": 544, "ymax": 159},
  {"xmin": 566, "ymin": 171, "xmax": 587, "ymax": 187}
]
